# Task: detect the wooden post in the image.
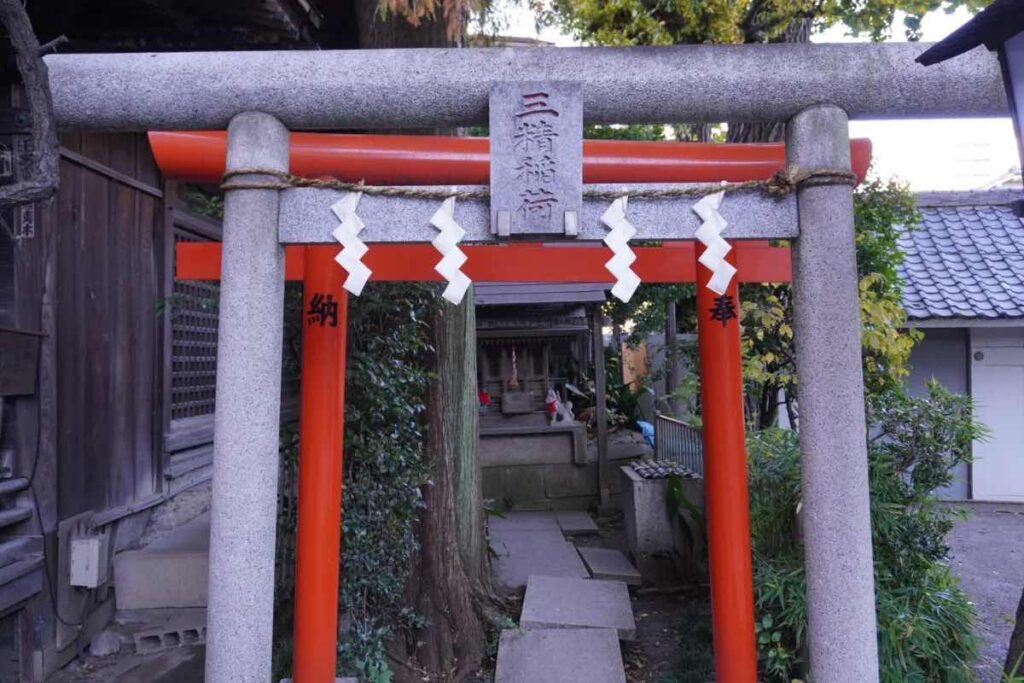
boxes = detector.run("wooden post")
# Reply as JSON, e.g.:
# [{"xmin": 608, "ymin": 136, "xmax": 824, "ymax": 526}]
[
  {"xmin": 665, "ymin": 300, "xmax": 679, "ymax": 414},
  {"xmin": 293, "ymin": 246, "xmax": 348, "ymax": 682},
  {"xmin": 695, "ymin": 249, "xmax": 758, "ymax": 683},
  {"xmin": 592, "ymin": 305, "xmax": 610, "ymax": 508}
]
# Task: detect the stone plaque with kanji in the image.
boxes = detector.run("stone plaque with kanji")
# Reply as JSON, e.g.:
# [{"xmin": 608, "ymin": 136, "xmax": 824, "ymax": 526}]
[{"xmin": 489, "ymin": 82, "xmax": 583, "ymax": 237}]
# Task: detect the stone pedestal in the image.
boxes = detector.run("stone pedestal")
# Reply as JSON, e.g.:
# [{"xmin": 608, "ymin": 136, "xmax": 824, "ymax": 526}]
[{"xmin": 619, "ymin": 466, "xmax": 673, "ymax": 555}]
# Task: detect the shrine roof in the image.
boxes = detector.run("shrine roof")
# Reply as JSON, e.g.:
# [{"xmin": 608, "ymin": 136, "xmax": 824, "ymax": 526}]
[
  {"xmin": 475, "ymin": 283, "xmax": 610, "ymax": 306},
  {"xmin": 899, "ymin": 190, "xmax": 1024, "ymax": 321}
]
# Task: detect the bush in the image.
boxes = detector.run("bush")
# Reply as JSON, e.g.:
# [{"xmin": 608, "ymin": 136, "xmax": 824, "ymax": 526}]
[
  {"xmin": 747, "ymin": 382, "xmax": 983, "ymax": 682},
  {"xmin": 337, "ymin": 284, "xmax": 434, "ymax": 681},
  {"xmin": 271, "ymin": 284, "xmax": 434, "ymax": 683}
]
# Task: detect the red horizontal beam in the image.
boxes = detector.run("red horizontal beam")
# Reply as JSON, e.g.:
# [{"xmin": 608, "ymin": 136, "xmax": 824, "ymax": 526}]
[
  {"xmin": 176, "ymin": 242, "xmax": 791, "ymax": 284},
  {"xmin": 150, "ymin": 131, "xmax": 871, "ymax": 185}
]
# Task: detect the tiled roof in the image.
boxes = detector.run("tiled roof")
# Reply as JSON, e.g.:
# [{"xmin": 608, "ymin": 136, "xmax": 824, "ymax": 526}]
[
  {"xmin": 899, "ymin": 191, "xmax": 1024, "ymax": 321},
  {"xmin": 475, "ymin": 283, "xmax": 609, "ymax": 306}
]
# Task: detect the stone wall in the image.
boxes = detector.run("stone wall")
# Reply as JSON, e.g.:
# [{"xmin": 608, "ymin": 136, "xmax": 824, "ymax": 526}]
[{"xmin": 481, "ymin": 424, "xmax": 598, "ymax": 510}]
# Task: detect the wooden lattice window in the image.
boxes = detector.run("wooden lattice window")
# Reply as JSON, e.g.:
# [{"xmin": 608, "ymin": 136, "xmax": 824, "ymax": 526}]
[{"xmin": 170, "ymin": 229, "xmax": 219, "ymax": 421}]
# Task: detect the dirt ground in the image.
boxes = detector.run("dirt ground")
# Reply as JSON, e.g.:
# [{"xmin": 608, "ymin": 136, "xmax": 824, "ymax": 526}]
[
  {"xmin": 947, "ymin": 502, "xmax": 1024, "ymax": 682},
  {"xmin": 50, "ymin": 644, "xmax": 204, "ymax": 682},
  {"xmin": 581, "ymin": 512, "xmax": 714, "ymax": 683}
]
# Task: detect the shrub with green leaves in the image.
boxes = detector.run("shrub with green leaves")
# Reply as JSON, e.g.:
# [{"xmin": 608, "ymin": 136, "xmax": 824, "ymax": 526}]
[
  {"xmin": 271, "ymin": 283, "xmax": 434, "ymax": 683},
  {"xmin": 747, "ymin": 383, "xmax": 984, "ymax": 682},
  {"xmin": 336, "ymin": 284, "xmax": 434, "ymax": 681}
]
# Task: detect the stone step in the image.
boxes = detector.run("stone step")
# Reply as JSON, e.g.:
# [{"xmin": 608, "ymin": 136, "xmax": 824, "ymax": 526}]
[
  {"xmin": 114, "ymin": 514, "xmax": 209, "ymax": 610},
  {"xmin": 493, "ymin": 542, "xmax": 589, "ymax": 590},
  {"xmin": 495, "ymin": 628, "xmax": 626, "ymax": 683},
  {"xmin": 520, "ymin": 575, "xmax": 636, "ymax": 640},
  {"xmin": 555, "ymin": 510, "xmax": 599, "ymax": 534},
  {"xmin": 577, "ymin": 547, "xmax": 642, "ymax": 586},
  {"xmin": 489, "ymin": 529, "xmax": 567, "ymax": 557}
]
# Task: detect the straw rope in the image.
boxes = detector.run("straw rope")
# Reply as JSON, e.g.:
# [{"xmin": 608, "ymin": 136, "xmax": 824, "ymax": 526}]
[{"xmin": 220, "ymin": 166, "xmax": 858, "ymax": 199}]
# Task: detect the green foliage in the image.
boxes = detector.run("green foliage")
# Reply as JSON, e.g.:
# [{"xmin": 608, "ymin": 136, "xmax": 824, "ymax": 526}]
[
  {"xmin": 271, "ymin": 283, "xmax": 436, "ymax": 682},
  {"xmin": 182, "ymin": 185, "xmax": 224, "ymax": 219},
  {"xmin": 739, "ymin": 178, "xmax": 922, "ymax": 427},
  {"xmin": 598, "ymin": 354, "xmax": 652, "ymax": 427},
  {"xmin": 337, "ymin": 283, "xmax": 435, "ymax": 679},
  {"xmin": 605, "ymin": 283, "xmax": 695, "ymax": 349},
  {"xmin": 1006, "ymin": 652, "xmax": 1024, "ymax": 683},
  {"xmin": 746, "ymin": 382, "xmax": 984, "ymax": 682},
  {"xmin": 538, "ymin": 0, "xmax": 988, "ymax": 47},
  {"xmin": 854, "ymin": 178, "xmax": 924, "ymax": 396}
]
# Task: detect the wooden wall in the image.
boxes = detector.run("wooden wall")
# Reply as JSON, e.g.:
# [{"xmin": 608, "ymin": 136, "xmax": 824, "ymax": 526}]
[{"xmin": 48, "ymin": 133, "xmax": 165, "ymax": 519}]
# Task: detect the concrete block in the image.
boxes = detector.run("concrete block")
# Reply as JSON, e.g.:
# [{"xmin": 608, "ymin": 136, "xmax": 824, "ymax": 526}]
[
  {"xmin": 555, "ymin": 510, "xmax": 598, "ymax": 534},
  {"xmin": 493, "ymin": 542, "xmax": 589, "ymax": 590},
  {"xmin": 133, "ymin": 614, "xmax": 207, "ymax": 655},
  {"xmin": 543, "ymin": 463, "xmax": 598, "ymax": 499},
  {"xmin": 495, "ymin": 629, "xmax": 625, "ymax": 683},
  {"xmin": 577, "ymin": 547, "xmax": 642, "ymax": 586},
  {"xmin": 619, "ymin": 466, "xmax": 673, "ymax": 555},
  {"xmin": 520, "ymin": 576, "xmax": 636, "ymax": 640},
  {"xmin": 114, "ymin": 515, "xmax": 209, "ymax": 609}
]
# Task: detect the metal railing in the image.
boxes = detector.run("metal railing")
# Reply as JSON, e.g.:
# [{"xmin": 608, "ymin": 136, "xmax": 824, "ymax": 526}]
[{"xmin": 654, "ymin": 413, "xmax": 704, "ymax": 478}]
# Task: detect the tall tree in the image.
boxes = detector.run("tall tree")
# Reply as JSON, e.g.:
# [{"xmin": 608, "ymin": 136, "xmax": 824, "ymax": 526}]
[
  {"xmin": 540, "ymin": 0, "xmax": 988, "ymax": 50},
  {"xmin": 349, "ymin": 4, "xmax": 495, "ymax": 680}
]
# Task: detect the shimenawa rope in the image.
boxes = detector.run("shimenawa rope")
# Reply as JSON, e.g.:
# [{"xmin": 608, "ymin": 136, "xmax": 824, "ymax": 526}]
[{"xmin": 219, "ymin": 166, "xmax": 858, "ymax": 199}]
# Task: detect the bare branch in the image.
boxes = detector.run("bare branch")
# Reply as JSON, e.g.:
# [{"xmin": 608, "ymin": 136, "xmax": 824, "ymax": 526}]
[{"xmin": 0, "ymin": 0, "xmax": 59, "ymax": 207}]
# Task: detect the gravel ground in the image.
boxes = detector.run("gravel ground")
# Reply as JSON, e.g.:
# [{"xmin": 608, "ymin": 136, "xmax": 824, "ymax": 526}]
[{"xmin": 947, "ymin": 502, "xmax": 1024, "ymax": 682}]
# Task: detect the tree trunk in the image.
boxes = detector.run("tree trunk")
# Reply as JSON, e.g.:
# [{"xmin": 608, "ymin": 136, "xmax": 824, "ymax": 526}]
[
  {"xmin": 1006, "ymin": 585, "xmax": 1024, "ymax": 676},
  {"xmin": 398, "ymin": 294, "xmax": 488, "ymax": 682},
  {"xmin": 349, "ymin": 5, "xmax": 493, "ymax": 680},
  {"xmin": 448, "ymin": 290, "xmax": 489, "ymax": 584}
]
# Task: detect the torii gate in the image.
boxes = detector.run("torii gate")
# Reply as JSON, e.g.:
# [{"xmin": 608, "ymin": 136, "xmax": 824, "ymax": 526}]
[
  {"xmin": 161, "ymin": 130, "xmax": 869, "ymax": 683},
  {"xmin": 42, "ymin": 42, "xmax": 1004, "ymax": 683}
]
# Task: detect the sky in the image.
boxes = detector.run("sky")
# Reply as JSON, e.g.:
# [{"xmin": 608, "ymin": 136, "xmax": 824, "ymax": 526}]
[{"xmin": 475, "ymin": 5, "xmax": 1019, "ymax": 192}]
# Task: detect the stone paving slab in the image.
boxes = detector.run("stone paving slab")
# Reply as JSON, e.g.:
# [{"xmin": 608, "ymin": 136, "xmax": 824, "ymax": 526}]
[
  {"xmin": 489, "ymin": 511, "xmax": 561, "ymax": 533},
  {"xmin": 495, "ymin": 628, "xmax": 626, "ymax": 683},
  {"xmin": 577, "ymin": 547, "xmax": 642, "ymax": 586},
  {"xmin": 489, "ymin": 529, "xmax": 567, "ymax": 557},
  {"xmin": 493, "ymin": 542, "xmax": 589, "ymax": 590},
  {"xmin": 555, "ymin": 510, "xmax": 599, "ymax": 534},
  {"xmin": 520, "ymin": 575, "xmax": 636, "ymax": 640}
]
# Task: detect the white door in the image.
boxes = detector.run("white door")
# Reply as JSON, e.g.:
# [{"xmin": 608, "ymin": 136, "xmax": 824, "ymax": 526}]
[{"xmin": 971, "ymin": 338, "xmax": 1024, "ymax": 501}]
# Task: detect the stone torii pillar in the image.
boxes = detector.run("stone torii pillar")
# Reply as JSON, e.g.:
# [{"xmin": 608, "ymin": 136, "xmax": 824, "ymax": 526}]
[
  {"xmin": 788, "ymin": 105, "xmax": 879, "ymax": 683},
  {"xmin": 205, "ymin": 111, "xmax": 289, "ymax": 683}
]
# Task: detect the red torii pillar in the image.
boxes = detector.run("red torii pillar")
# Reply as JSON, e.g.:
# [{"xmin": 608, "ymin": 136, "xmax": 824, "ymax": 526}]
[
  {"xmin": 160, "ymin": 130, "xmax": 840, "ymax": 683},
  {"xmin": 695, "ymin": 250, "xmax": 758, "ymax": 678},
  {"xmin": 293, "ymin": 247, "xmax": 348, "ymax": 682}
]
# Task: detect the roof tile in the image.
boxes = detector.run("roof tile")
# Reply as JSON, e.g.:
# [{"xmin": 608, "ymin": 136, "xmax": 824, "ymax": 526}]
[{"xmin": 899, "ymin": 201, "xmax": 1024, "ymax": 321}]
